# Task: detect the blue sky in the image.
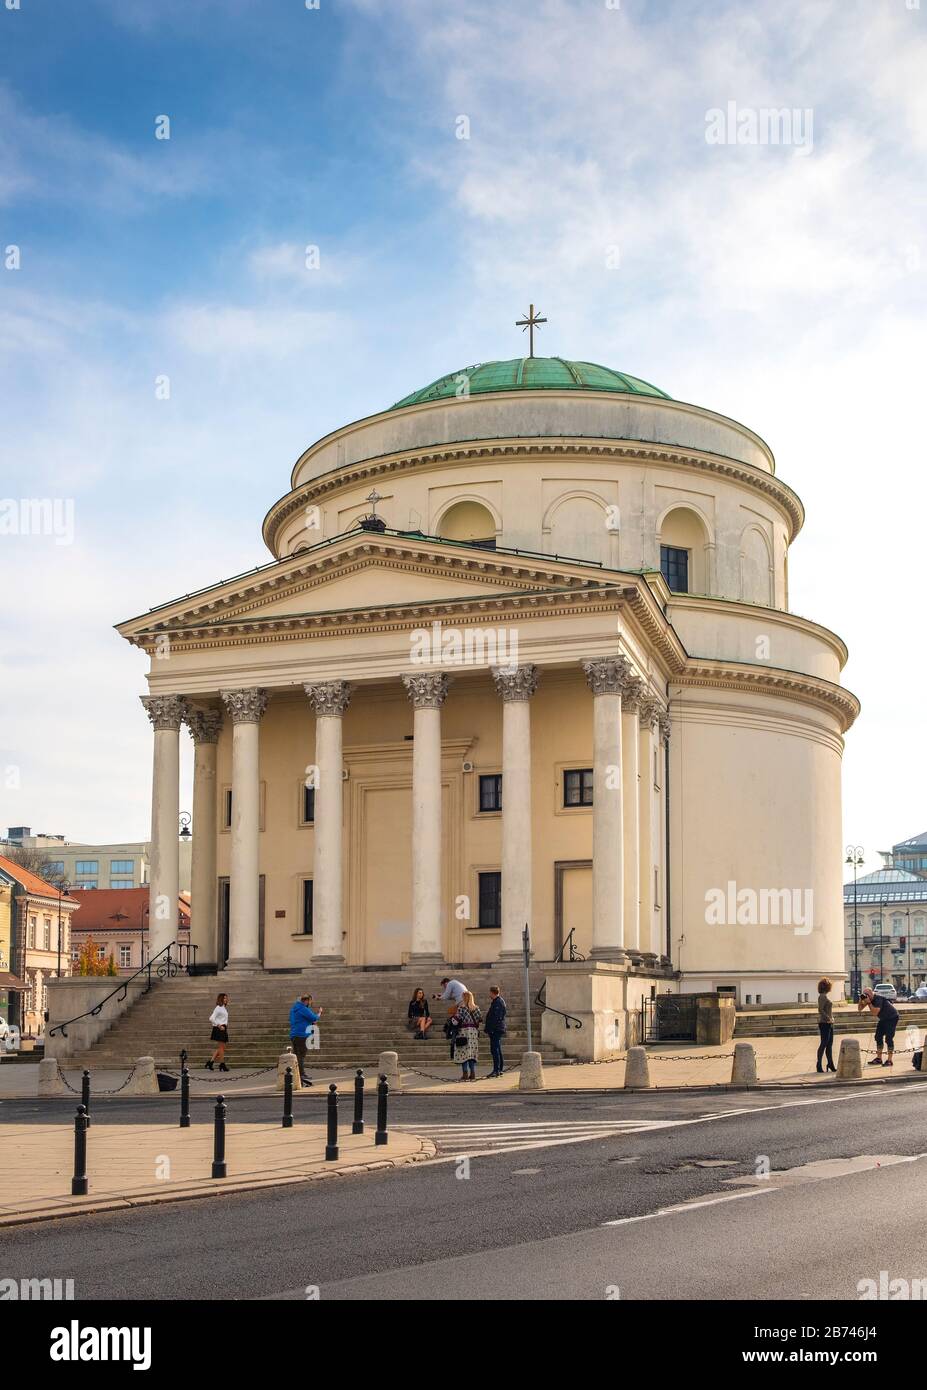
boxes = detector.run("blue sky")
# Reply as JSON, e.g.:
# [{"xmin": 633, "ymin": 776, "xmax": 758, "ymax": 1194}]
[{"xmin": 1, "ymin": 0, "xmax": 925, "ymax": 868}]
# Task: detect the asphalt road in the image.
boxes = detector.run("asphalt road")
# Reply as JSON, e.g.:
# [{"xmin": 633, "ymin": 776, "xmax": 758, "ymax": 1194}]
[{"xmin": 4, "ymin": 1082, "xmax": 927, "ymax": 1304}]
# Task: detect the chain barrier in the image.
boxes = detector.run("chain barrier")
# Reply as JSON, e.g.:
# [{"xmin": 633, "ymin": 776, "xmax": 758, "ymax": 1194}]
[{"xmin": 57, "ymin": 1062, "xmax": 139, "ymax": 1096}]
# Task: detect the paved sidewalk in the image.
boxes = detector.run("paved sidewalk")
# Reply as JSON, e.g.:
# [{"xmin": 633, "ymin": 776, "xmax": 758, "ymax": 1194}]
[
  {"xmin": 3, "ymin": 1027, "xmax": 923, "ymax": 1099},
  {"xmin": 0, "ymin": 1119, "xmax": 434, "ymax": 1226}
]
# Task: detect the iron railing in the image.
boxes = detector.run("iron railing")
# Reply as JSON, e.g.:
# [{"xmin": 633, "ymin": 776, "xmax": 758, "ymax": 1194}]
[{"xmin": 47, "ymin": 941, "xmax": 195, "ymax": 1040}]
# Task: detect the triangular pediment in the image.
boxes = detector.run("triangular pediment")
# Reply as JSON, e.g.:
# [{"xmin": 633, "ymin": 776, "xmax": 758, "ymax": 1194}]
[{"xmin": 117, "ymin": 529, "xmax": 610, "ymax": 643}]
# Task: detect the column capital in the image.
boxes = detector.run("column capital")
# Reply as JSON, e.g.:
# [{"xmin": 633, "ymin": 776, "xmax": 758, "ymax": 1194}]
[
  {"xmin": 402, "ymin": 672, "xmax": 449, "ymax": 709},
  {"xmin": 620, "ymin": 675, "xmax": 646, "ymax": 713},
  {"xmin": 141, "ymin": 694, "xmax": 188, "ymax": 731},
  {"xmin": 491, "ymin": 663, "xmax": 539, "ymax": 702},
  {"xmin": 659, "ymin": 711, "xmax": 672, "ymax": 743},
  {"xmin": 184, "ymin": 707, "xmax": 223, "ymax": 744},
  {"xmin": 220, "ymin": 688, "xmax": 268, "ymax": 724},
  {"xmin": 304, "ymin": 680, "xmax": 353, "ymax": 717},
  {"xmin": 638, "ymin": 697, "xmax": 662, "ymax": 731},
  {"xmin": 582, "ymin": 655, "xmax": 632, "ymax": 696}
]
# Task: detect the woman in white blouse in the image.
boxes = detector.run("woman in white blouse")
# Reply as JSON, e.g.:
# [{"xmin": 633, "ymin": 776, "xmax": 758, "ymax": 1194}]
[{"xmin": 206, "ymin": 993, "xmax": 230, "ymax": 1071}]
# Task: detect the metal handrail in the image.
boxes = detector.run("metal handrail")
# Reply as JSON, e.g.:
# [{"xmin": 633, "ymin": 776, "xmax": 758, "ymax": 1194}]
[
  {"xmin": 535, "ymin": 976, "xmax": 583, "ymax": 1030},
  {"xmin": 48, "ymin": 941, "xmax": 194, "ymax": 1039},
  {"xmin": 554, "ymin": 927, "xmax": 586, "ymax": 964}
]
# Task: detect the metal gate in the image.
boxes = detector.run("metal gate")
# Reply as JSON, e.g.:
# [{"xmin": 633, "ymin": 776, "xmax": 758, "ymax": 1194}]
[{"xmin": 640, "ymin": 993, "xmax": 698, "ymax": 1042}]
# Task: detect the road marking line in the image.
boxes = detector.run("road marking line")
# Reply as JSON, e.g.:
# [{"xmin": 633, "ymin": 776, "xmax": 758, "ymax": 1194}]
[{"xmin": 603, "ymin": 1188, "xmax": 773, "ymax": 1226}]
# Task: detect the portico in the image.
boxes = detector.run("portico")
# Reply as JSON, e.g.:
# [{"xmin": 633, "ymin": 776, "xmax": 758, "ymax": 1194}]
[{"xmin": 121, "ymin": 351, "xmax": 858, "ymax": 1002}]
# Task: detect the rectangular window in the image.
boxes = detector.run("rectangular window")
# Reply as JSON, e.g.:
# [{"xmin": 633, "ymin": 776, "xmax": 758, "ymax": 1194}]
[
  {"xmin": 119, "ymin": 945, "xmax": 131, "ymax": 968},
  {"xmin": 75, "ymin": 860, "xmax": 99, "ymax": 875},
  {"xmin": 660, "ymin": 545, "xmax": 689, "ymax": 593},
  {"xmin": 110, "ymin": 877, "xmax": 134, "ymax": 889},
  {"xmin": 43, "ymin": 919, "xmax": 51, "ymax": 950},
  {"xmin": 45, "ymin": 861, "xmax": 64, "ymax": 876},
  {"xmin": 110, "ymin": 859, "xmax": 134, "ymax": 874},
  {"xmin": 28, "ymin": 917, "xmax": 36, "ymax": 949},
  {"xmin": 302, "ymin": 879, "xmax": 313, "ymax": 936},
  {"xmin": 303, "ymin": 786, "xmax": 315, "ymax": 824},
  {"xmin": 96, "ymin": 946, "xmax": 106, "ymax": 961},
  {"xmin": 478, "ymin": 871, "xmax": 502, "ymax": 929},
  {"xmin": 223, "ymin": 788, "xmax": 233, "ymax": 829},
  {"xmin": 563, "ymin": 768, "xmax": 594, "ymax": 807},
  {"xmin": 75, "ymin": 881, "xmax": 98, "ymax": 890},
  {"xmin": 478, "ymin": 774, "xmax": 502, "ymax": 813}
]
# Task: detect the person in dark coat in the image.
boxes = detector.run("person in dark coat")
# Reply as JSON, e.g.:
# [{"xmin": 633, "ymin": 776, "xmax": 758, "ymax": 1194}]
[{"xmin": 483, "ymin": 985, "xmax": 507, "ymax": 1078}]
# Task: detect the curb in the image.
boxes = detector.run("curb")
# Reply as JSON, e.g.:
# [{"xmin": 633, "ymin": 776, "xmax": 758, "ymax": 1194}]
[{"xmin": 0, "ymin": 1137, "xmax": 437, "ymax": 1229}]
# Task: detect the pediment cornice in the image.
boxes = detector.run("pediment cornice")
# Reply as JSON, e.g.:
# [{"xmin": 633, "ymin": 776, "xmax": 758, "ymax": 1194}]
[
  {"xmin": 263, "ymin": 437, "xmax": 805, "ymax": 554},
  {"xmin": 117, "ymin": 535, "xmax": 624, "ymax": 639}
]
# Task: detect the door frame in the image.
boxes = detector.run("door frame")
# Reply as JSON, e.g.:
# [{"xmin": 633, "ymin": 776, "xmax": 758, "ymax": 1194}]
[{"xmin": 553, "ymin": 859, "xmax": 593, "ymax": 959}]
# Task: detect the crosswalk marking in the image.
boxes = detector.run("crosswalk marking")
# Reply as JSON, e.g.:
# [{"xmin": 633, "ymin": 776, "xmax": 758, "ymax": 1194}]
[{"xmin": 394, "ymin": 1117, "xmax": 678, "ymax": 1157}]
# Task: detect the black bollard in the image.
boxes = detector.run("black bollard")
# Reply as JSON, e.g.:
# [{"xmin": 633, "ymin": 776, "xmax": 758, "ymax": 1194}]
[
  {"xmin": 282, "ymin": 1065, "xmax": 294, "ymax": 1129},
  {"xmin": 375, "ymin": 1074, "xmax": 389, "ymax": 1147},
  {"xmin": 352, "ymin": 1069, "xmax": 365, "ymax": 1135},
  {"xmin": 81, "ymin": 1070, "xmax": 91, "ymax": 1129},
  {"xmin": 325, "ymin": 1083, "xmax": 339, "ymax": 1161},
  {"xmin": 180, "ymin": 1047, "xmax": 188, "ymax": 1072},
  {"xmin": 72, "ymin": 1104, "xmax": 89, "ymax": 1196},
  {"xmin": 211, "ymin": 1095, "xmax": 227, "ymax": 1179},
  {"xmin": 179, "ymin": 1066, "xmax": 190, "ymax": 1129}
]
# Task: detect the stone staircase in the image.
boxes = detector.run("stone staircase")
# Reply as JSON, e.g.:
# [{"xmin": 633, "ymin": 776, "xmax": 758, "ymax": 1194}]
[
  {"xmin": 65, "ymin": 967, "xmax": 570, "ymax": 1070},
  {"xmin": 734, "ymin": 1005, "xmax": 927, "ymax": 1039}
]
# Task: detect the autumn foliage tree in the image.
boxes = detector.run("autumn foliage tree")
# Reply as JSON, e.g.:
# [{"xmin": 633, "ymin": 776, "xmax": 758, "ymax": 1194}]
[{"xmin": 75, "ymin": 936, "xmax": 117, "ymax": 977}]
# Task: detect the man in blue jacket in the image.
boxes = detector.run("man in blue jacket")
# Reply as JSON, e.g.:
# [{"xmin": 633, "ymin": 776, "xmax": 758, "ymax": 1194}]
[
  {"xmin": 289, "ymin": 994, "xmax": 321, "ymax": 1086},
  {"xmin": 483, "ymin": 986, "xmax": 507, "ymax": 1078}
]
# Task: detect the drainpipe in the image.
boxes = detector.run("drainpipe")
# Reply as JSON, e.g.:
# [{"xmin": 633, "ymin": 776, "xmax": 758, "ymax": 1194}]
[{"xmin": 664, "ymin": 735, "xmax": 672, "ymax": 964}]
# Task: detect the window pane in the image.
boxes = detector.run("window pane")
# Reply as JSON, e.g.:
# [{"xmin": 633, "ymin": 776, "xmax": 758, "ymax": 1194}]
[
  {"xmin": 660, "ymin": 545, "xmax": 689, "ymax": 593},
  {"xmin": 303, "ymin": 880, "xmax": 313, "ymax": 936},
  {"xmin": 478, "ymin": 872, "xmax": 502, "ymax": 928},
  {"xmin": 303, "ymin": 786, "xmax": 315, "ymax": 823}
]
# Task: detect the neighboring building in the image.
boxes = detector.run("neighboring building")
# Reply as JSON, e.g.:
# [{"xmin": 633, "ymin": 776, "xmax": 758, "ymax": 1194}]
[
  {"xmin": 118, "ymin": 348, "xmax": 859, "ymax": 1004},
  {"xmin": 1, "ymin": 827, "xmax": 191, "ymax": 894},
  {"xmin": 0, "ymin": 855, "xmax": 79, "ymax": 1035},
  {"xmin": 0, "ymin": 876, "xmax": 20, "ymax": 1021},
  {"xmin": 844, "ymin": 868, "xmax": 927, "ymax": 995},
  {"xmin": 891, "ymin": 831, "xmax": 927, "ymax": 878},
  {"xmin": 68, "ymin": 887, "xmax": 191, "ymax": 975}
]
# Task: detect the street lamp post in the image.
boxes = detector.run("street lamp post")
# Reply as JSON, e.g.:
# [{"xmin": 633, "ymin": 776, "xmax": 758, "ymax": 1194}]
[
  {"xmin": 907, "ymin": 907, "xmax": 912, "ymax": 996},
  {"xmin": 56, "ymin": 880, "xmax": 71, "ymax": 978},
  {"xmin": 846, "ymin": 846, "xmax": 864, "ymax": 1002}
]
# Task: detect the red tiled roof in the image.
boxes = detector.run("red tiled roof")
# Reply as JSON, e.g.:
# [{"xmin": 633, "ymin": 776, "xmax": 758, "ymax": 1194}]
[
  {"xmin": 0, "ymin": 854, "xmax": 79, "ymax": 904},
  {"xmin": 68, "ymin": 886, "xmax": 190, "ymax": 932}
]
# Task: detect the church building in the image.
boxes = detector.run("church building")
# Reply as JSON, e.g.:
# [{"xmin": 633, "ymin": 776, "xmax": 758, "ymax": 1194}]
[{"xmin": 119, "ymin": 328, "xmax": 859, "ymax": 1005}]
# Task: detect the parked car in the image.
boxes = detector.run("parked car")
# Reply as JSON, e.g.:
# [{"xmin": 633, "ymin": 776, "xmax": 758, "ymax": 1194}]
[
  {"xmin": 914, "ymin": 985, "xmax": 927, "ymax": 1001},
  {"xmin": 872, "ymin": 982, "xmax": 898, "ymax": 1001}
]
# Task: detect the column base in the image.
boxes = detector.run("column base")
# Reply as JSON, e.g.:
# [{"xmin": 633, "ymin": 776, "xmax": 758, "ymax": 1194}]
[
  {"xmin": 404, "ymin": 952, "xmax": 447, "ymax": 968},
  {"xmin": 639, "ymin": 952, "xmax": 660, "ymax": 969},
  {"xmin": 590, "ymin": 946, "xmax": 630, "ymax": 964},
  {"xmin": 308, "ymin": 954, "xmax": 346, "ymax": 967},
  {"xmin": 494, "ymin": 948, "xmax": 529, "ymax": 965},
  {"xmin": 223, "ymin": 958, "xmax": 264, "ymax": 974},
  {"xmin": 626, "ymin": 950, "xmax": 646, "ymax": 966}
]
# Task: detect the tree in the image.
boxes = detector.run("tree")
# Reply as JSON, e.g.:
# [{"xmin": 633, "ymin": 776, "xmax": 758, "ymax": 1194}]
[
  {"xmin": 3, "ymin": 846, "xmax": 66, "ymax": 887},
  {"xmin": 74, "ymin": 936, "xmax": 115, "ymax": 978}
]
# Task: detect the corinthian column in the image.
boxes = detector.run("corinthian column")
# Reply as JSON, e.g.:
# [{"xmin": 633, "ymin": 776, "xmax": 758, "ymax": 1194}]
[
  {"xmin": 402, "ymin": 672, "xmax": 449, "ymax": 964},
  {"xmin": 658, "ymin": 711, "xmax": 672, "ymax": 966},
  {"xmin": 620, "ymin": 674, "xmax": 644, "ymax": 962},
  {"xmin": 220, "ymin": 688, "xmax": 267, "ymax": 969},
  {"xmin": 638, "ymin": 699, "xmax": 660, "ymax": 966},
  {"xmin": 305, "ymin": 681, "xmax": 352, "ymax": 963},
  {"xmin": 185, "ymin": 707, "xmax": 223, "ymax": 970},
  {"xmin": 582, "ymin": 657, "xmax": 631, "ymax": 962},
  {"xmin": 141, "ymin": 694, "xmax": 188, "ymax": 960},
  {"xmin": 492, "ymin": 664, "xmax": 539, "ymax": 959}
]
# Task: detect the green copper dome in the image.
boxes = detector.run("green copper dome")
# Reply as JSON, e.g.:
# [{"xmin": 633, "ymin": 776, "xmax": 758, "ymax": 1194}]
[{"xmin": 389, "ymin": 357, "xmax": 670, "ymax": 410}]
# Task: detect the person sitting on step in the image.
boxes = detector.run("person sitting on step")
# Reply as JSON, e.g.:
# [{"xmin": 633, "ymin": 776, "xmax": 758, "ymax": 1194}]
[{"xmin": 407, "ymin": 988, "xmax": 432, "ymax": 1040}]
